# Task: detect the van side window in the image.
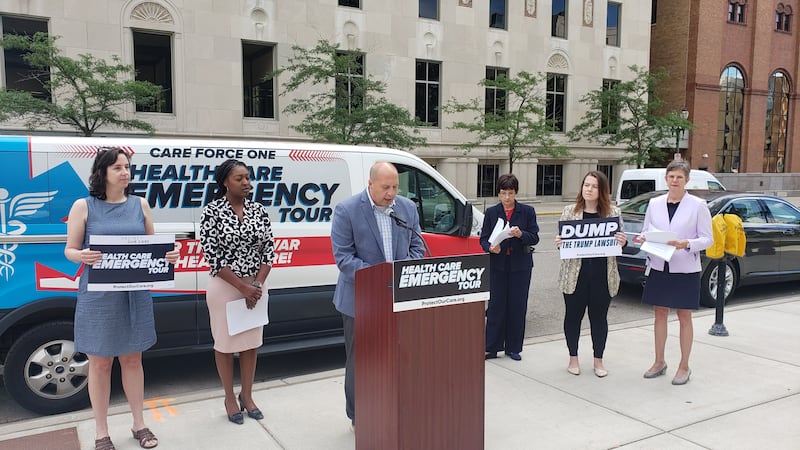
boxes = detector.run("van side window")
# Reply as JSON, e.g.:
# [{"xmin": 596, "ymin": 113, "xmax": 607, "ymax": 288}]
[
  {"xmin": 708, "ymin": 181, "xmax": 724, "ymax": 191},
  {"xmin": 395, "ymin": 164, "xmax": 457, "ymax": 234},
  {"xmin": 620, "ymin": 180, "xmax": 656, "ymax": 200}
]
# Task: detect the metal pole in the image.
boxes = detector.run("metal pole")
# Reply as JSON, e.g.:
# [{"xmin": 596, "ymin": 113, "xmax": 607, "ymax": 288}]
[{"xmin": 709, "ymin": 256, "xmax": 729, "ymax": 336}]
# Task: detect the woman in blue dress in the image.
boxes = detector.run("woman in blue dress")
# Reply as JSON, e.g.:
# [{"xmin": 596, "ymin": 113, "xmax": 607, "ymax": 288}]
[{"xmin": 65, "ymin": 148, "xmax": 178, "ymax": 450}]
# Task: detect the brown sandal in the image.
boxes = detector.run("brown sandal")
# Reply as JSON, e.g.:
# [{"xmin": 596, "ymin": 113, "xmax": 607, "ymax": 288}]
[
  {"xmin": 131, "ymin": 427, "xmax": 158, "ymax": 449},
  {"xmin": 95, "ymin": 436, "xmax": 116, "ymax": 450}
]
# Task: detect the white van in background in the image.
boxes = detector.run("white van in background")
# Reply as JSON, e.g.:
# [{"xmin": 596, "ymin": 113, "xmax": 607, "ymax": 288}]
[
  {"xmin": 0, "ymin": 135, "xmax": 483, "ymax": 415},
  {"xmin": 615, "ymin": 168, "xmax": 725, "ymax": 205}
]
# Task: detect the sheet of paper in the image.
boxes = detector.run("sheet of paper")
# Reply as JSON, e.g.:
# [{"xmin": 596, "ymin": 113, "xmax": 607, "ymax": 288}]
[
  {"xmin": 640, "ymin": 241, "xmax": 676, "ymax": 262},
  {"xmin": 226, "ymin": 292, "xmax": 269, "ymax": 336},
  {"xmin": 643, "ymin": 230, "xmax": 677, "ymax": 244},
  {"xmin": 489, "ymin": 218, "xmax": 512, "ymax": 247}
]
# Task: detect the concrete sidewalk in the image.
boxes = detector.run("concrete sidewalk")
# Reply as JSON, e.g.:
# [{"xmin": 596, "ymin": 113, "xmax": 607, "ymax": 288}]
[{"xmin": 1, "ymin": 297, "xmax": 798, "ymax": 449}]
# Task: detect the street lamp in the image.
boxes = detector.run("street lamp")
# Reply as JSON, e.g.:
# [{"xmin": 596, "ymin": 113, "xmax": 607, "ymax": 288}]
[{"xmin": 674, "ymin": 106, "xmax": 689, "ymax": 159}]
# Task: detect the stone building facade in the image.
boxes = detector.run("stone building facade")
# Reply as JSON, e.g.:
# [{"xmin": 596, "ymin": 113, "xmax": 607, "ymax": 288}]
[{"xmin": 0, "ymin": 0, "xmax": 651, "ymax": 202}]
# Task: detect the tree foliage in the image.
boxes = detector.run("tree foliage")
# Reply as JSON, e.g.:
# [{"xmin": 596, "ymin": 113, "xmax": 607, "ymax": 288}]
[
  {"xmin": 0, "ymin": 33, "xmax": 161, "ymax": 136},
  {"xmin": 568, "ymin": 65, "xmax": 692, "ymax": 168},
  {"xmin": 443, "ymin": 71, "xmax": 568, "ymax": 173},
  {"xmin": 270, "ymin": 39, "xmax": 426, "ymax": 151}
]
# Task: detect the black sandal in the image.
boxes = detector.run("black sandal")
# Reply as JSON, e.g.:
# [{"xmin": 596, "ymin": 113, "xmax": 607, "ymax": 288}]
[
  {"xmin": 131, "ymin": 427, "xmax": 158, "ymax": 449},
  {"xmin": 95, "ymin": 436, "xmax": 115, "ymax": 450}
]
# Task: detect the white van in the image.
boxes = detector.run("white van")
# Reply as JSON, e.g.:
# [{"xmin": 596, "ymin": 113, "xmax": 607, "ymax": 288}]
[
  {"xmin": 615, "ymin": 168, "xmax": 725, "ymax": 205},
  {"xmin": 0, "ymin": 135, "xmax": 483, "ymax": 415}
]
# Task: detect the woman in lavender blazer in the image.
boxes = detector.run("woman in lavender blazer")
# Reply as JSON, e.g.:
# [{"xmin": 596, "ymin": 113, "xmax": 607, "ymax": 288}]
[{"xmin": 635, "ymin": 160, "xmax": 712, "ymax": 385}]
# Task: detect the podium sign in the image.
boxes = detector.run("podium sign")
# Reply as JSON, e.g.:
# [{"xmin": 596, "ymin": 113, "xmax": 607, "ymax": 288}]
[{"xmin": 393, "ymin": 254, "xmax": 489, "ymax": 312}]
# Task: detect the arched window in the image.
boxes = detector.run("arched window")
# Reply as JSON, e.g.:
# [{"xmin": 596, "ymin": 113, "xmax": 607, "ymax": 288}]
[
  {"xmin": 764, "ymin": 71, "xmax": 790, "ymax": 172},
  {"xmin": 717, "ymin": 66, "xmax": 745, "ymax": 172}
]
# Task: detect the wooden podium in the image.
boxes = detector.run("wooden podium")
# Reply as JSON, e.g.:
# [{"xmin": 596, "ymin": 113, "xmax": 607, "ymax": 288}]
[{"xmin": 354, "ymin": 255, "xmax": 488, "ymax": 450}]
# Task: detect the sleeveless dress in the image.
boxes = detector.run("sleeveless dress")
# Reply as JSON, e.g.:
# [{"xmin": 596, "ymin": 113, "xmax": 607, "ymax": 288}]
[{"xmin": 74, "ymin": 196, "xmax": 157, "ymax": 357}]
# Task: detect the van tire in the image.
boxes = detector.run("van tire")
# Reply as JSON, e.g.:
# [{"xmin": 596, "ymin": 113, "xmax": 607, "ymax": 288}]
[
  {"xmin": 700, "ymin": 260, "xmax": 737, "ymax": 308},
  {"xmin": 4, "ymin": 321, "xmax": 90, "ymax": 415}
]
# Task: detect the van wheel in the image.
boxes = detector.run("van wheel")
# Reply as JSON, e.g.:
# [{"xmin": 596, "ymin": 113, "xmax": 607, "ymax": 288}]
[
  {"xmin": 700, "ymin": 260, "xmax": 737, "ymax": 308},
  {"xmin": 4, "ymin": 321, "xmax": 90, "ymax": 415}
]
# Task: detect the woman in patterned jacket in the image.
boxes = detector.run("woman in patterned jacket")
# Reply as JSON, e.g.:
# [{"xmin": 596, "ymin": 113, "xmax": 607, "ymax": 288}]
[
  {"xmin": 555, "ymin": 171, "xmax": 626, "ymax": 377},
  {"xmin": 200, "ymin": 159, "xmax": 275, "ymax": 425}
]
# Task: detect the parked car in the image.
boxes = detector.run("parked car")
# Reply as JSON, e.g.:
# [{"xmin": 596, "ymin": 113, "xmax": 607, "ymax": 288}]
[{"xmin": 617, "ymin": 190, "xmax": 800, "ymax": 307}]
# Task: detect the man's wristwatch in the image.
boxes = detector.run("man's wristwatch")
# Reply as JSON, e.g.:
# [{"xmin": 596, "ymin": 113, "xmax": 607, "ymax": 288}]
[{"xmin": 251, "ymin": 281, "xmax": 262, "ymax": 288}]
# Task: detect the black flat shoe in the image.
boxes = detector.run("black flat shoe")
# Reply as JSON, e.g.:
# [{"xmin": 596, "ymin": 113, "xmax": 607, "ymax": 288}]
[
  {"xmin": 238, "ymin": 394, "xmax": 264, "ymax": 420},
  {"xmin": 484, "ymin": 352, "xmax": 497, "ymax": 360},
  {"xmin": 507, "ymin": 352, "xmax": 522, "ymax": 361}
]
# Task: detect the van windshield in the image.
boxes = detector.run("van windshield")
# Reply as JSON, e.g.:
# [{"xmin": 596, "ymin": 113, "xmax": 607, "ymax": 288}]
[{"xmin": 620, "ymin": 180, "xmax": 656, "ymax": 201}]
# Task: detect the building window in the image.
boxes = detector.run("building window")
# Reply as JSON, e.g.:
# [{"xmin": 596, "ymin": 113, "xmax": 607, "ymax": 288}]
[
  {"xmin": 717, "ymin": 65, "xmax": 745, "ymax": 173},
  {"xmin": 728, "ymin": 1, "xmax": 746, "ymax": 24},
  {"xmin": 242, "ymin": 42, "xmax": 274, "ymax": 119},
  {"xmin": 420, "ymin": 0, "xmax": 439, "ymax": 20},
  {"xmin": 1, "ymin": 16, "xmax": 50, "ymax": 101},
  {"xmin": 490, "ymin": 0, "xmax": 507, "ymax": 29},
  {"xmin": 338, "ymin": 0, "xmax": 360, "ymax": 7},
  {"xmin": 478, "ymin": 164, "xmax": 500, "ymax": 198},
  {"xmin": 552, "ymin": 0, "xmax": 568, "ymax": 38},
  {"xmin": 776, "ymin": 4, "xmax": 792, "ymax": 32},
  {"xmin": 601, "ymin": 79, "xmax": 620, "ymax": 133},
  {"xmin": 133, "ymin": 31, "xmax": 173, "ymax": 113},
  {"xmin": 764, "ymin": 71, "xmax": 790, "ymax": 173},
  {"xmin": 651, "ymin": 0, "xmax": 658, "ymax": 24},
  {"xmin": 607, "ymin": 3, "xmax": 621, "ymax": 46},
  {"xmin": 537, "ymin": 164, "xmax": 563, "ymax": 196},
  {"xmin": 335, "ymin": 51, "xmax": 364, "ymax": 113},
  {"xmin": 415, "ymin": 60, "xmax": 440, "ymax": 127},
  {"xmin": 597, "ymin": 165, "xmax": 614, "ymax": 191},
  {"xmin": 485, "ymin": 67, "xmax": 508, "ymax": 119},
  {"xmin": 546, "ymin": 73, "xmax": 566, "ymax": 132}
]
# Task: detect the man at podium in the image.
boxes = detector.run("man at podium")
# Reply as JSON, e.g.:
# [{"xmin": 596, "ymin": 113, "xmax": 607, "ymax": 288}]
[{"xmin": 331, "ymin": 161, "xmax": 426, "ymax": 429}]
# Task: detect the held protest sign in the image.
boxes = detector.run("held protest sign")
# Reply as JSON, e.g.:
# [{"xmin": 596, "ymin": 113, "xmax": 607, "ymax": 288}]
[
  {"xmin": 558, "ymin": 217, "xmax": 621, "ymax": 259},
  {"xmin": 87, "ymin": 234, "xmax": 175, "ymax": 291}
]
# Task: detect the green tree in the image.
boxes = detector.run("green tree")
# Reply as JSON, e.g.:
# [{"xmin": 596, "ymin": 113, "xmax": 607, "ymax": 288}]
[
  {"xmin": 0, "ymin": 32, "xmax": 161, "ymax": 136},
  {"xmin": 270, "ymin": 39, "xmax": 425, "ymax": 150},
  {"xmin": 443, "ymin": 71, "xmax": 568, "ymax": 173},
  {"xmin": 568, "ymin": 65, "xmax": 692, "ymax": 168}
]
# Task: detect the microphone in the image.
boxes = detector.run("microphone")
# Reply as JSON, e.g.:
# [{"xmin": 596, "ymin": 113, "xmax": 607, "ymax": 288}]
[{"xmin": 385, "ymin": 207, "xmax": 407, "ymax": 227}]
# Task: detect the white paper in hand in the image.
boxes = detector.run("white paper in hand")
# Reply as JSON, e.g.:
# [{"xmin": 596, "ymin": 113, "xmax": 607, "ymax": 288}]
[
  {"xmin": 489, "ymin": 218, "xmax": 512, "ymax": 247},
  {"xmin": 643, "ymin": 230, "xmax": 677, "ymax": 244},
  {"xmin": 640, "ymin": 241, "xmax": 676, "ymax": 262},
  {"xmin": 226, "ymin": 292, "xmax": 269, "ymax": 336}
]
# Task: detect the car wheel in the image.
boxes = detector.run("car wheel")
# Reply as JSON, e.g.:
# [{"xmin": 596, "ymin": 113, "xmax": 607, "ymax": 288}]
[
  {"xmin": 700, "ymin": 260, "xmax": 737, "ymax": 308},
  {"xmin": 4, "ymin": 321, "xmax": 90, "ymax": 415}
]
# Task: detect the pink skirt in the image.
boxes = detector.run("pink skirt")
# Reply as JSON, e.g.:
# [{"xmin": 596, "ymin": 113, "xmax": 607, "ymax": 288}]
[{"xmin": 206, "ymin": 275, "xmax": 263, "ymax": 353}]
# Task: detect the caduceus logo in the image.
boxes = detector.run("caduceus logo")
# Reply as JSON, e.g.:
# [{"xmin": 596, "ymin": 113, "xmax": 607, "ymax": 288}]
[{"xmin": 0, "ymin": 188, "xmax": 58, "ymax": 281}]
